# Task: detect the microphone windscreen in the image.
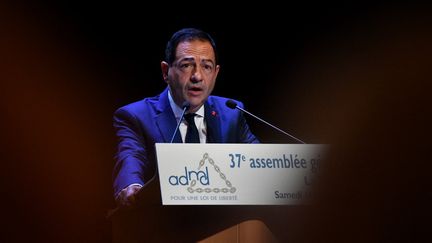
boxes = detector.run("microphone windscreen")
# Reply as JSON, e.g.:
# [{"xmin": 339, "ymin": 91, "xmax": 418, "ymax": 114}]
[
  {"xmin": 225, "ymin": 100, "xmax": 237, "ymax": 109},
  {"xmin": 182, "ymin": 101, "xmax": 191, "ymax": 110}
]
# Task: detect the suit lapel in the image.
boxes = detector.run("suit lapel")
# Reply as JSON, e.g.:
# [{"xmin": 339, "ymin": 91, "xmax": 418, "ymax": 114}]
[
  {"xmin": 155, "ymin": 90, "xmax": 222, "ymax": 143},
  {"xmin": 205, "ymin": 100, "xmax": 222, "ymax": 143},
  {"xmin": 155, "ymin": 88, "xmax": 182, "ymax": 143}
]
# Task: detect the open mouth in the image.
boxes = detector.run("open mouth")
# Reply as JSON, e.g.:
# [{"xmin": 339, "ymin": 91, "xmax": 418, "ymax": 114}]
[{"xmin": 188, "ymin": 87, "xmax": 203, "ymax": 96}]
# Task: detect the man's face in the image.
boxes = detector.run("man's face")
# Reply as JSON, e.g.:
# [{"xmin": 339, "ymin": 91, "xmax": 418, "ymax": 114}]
[{"xmin": 161, "ymin": 40, "xmax": 220, "ymax": 112}]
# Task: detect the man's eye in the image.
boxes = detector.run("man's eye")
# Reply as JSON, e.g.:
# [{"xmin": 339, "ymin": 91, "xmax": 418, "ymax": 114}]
[
  {"xmin": 203, "ymin": 64, "xmax": 214, "ymax": 72},
  {"xmin": 179, "ymin": 63, "xmax": 194, "ymax": 69}
]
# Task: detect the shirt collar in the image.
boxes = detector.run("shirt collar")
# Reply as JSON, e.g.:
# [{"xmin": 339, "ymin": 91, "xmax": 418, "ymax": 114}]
[{"xmin": 168, "ymin": 90, "xmax": 205, "ymax": 119}]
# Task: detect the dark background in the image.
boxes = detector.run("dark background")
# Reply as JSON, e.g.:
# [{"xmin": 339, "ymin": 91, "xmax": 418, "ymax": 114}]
[
  {"xmin": 20, "ymin": 1, "xmax": 396, "ymax": 142},
  {"xmin": 1, "ymin": 1, "xmax": 430, "ymax": 242}
]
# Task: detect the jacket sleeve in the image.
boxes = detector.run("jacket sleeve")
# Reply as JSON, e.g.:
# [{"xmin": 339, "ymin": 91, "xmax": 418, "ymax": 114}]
[{"xmin": 112, "ymin": 107, "xmax": 152, "ymax": 196}]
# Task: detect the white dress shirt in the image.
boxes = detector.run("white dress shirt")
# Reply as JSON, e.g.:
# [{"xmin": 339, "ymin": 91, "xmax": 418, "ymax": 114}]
[{"xmin": 168, "ymin": 91, "xmax": 207, "ymax": 143}]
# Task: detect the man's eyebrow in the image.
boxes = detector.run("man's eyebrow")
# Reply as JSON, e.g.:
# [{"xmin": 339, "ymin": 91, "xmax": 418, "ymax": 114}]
[
  {"xmin": 201, "ymin": 59, "xmax": 215, "ymax": 65},
  {"xmin": 178, "ymin": 57, "xmax": 195, "ymax": 63},
  {"xmin": 177, "ymin": 57, "xmax": 215, "ymax": 65}
]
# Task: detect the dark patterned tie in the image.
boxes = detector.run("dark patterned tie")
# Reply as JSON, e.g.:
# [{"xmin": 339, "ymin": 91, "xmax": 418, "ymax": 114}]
[{"xmin": 184, "ymin": 113, "xmax": 200, "ymax": 143}]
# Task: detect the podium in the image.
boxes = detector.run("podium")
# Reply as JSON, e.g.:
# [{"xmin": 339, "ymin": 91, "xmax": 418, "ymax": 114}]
[
  {"xmin": 111, "ymin": 145, "xmax": 324, "ymax": 242},
  {"xmin": 110, "ymin": 178, "xmax": 303, "ymax": 242}
]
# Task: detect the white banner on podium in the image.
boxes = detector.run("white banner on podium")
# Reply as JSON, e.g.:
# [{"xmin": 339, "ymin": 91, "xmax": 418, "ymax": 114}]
[{"xmin": 155, "ymin": 143, "xmax": 326, "ymax": 205}]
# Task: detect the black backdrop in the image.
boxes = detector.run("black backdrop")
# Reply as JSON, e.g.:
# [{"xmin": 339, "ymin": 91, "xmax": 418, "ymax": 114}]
[
  {"xmin": 1, "ymin": 2, "xmax": 429, "ymax": 242},
  {"xmin": 36, "ymin": 1, "xmax": 384, "ymax": 142}
]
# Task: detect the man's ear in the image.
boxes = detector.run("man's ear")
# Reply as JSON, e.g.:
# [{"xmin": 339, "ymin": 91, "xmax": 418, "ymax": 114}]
[
  {"xmin": 215, "ymin": 64, "xmax": 220, "ymax": 78},
  {"xmin": 161, "ymin": 61, "xmax": 170, "ymax": 83}
]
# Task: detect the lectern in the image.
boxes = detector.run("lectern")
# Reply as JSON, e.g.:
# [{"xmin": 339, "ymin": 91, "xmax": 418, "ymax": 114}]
[{"xmin": 110, "ymin": 144, "xmax": 325, "ymax": 242}]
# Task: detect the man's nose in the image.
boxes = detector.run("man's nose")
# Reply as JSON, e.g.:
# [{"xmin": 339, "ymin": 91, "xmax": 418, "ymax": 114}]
[{"xmin": 191, "ymin": 66, "xmax": 203, "ymax": 83}]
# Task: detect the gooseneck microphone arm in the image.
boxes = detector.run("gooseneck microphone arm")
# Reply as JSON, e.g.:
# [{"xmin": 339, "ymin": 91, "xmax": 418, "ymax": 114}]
[
  {"xmin": 170, "ymin": 101, "xmax": 190, "ymax": 143},
  {"xmin": 226, "ymin": 100, "xmax": 306, "ymax": 144}
]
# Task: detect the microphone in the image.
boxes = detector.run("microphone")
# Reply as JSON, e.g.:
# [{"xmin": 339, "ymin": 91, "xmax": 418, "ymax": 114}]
[
  {"xmin": 226, "ymin": 100, "xmax": 306, "ymax": 144},
  {"xmin": 170, "ymin": 101, "xmax": 190, "ymax": 143}
]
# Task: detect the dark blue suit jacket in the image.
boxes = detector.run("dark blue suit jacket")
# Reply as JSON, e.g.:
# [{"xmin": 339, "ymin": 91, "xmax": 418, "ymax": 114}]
[{"xmin": 112, "ymin": 88, "xmax": 259, "ymax": 195}]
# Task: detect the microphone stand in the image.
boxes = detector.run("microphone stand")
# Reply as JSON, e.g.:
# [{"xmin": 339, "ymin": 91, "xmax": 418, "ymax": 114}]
[
  {"xmin": 170, "ymin": 102, "xmax": 190, "ymax": 143},
  {"xmin": 226, "ymin": 100, "xmax": 306, "ymax": 144}
]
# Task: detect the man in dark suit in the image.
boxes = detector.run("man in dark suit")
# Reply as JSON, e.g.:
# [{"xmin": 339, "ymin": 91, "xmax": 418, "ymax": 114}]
[{"xmin": 113, "ymin": 28, "xmax": 259, "ymax": 207}]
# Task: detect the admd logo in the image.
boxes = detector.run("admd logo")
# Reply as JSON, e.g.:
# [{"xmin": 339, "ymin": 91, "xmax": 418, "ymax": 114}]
[{"xmin": 168, "ymin": 153, "xmax": 236, "ymax": 194}]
